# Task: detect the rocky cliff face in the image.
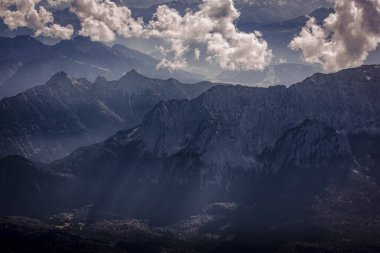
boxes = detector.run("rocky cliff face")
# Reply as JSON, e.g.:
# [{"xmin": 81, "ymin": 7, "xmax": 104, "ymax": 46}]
[
  {"xmin": 1, "ymin": 65, "xmax": 380, "ymax": 249},
  {"xmin": 0, "ymin": 70, "xmax": 215, "ymax": 162},
  {"xmin": 56, "ymin": 65, "xmax": 380, "ymax": 178},
  {"xmin": 133, "ymin": 65, "xmax": 380, "ymax": 173},
  {"xmin": 46, "ymin": 65, "xmax": 380, "ymax": 222},
  {"xmin": 261, "ymin": 120, "xmax": 354, "ymax": 174}
]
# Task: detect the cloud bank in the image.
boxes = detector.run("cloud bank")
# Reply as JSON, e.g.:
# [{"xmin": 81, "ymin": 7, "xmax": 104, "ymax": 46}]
[
  {"xmin": 0, "ymin": 0, "xmax": 273, "ymax": 71},
  {"xmin": 70, "ymin": 0, "xmax": 145, "ymax": 42},
  {"xmin": 67, "ymin": 0, "xmax": 273, "ymax": 71},
  {"xmin": 0, "ymin": 0, "xmax": 73, "ymax": 39},
  {"xmin": 290, "ymin": 0, "xmax": 380, "ymax": 72}
]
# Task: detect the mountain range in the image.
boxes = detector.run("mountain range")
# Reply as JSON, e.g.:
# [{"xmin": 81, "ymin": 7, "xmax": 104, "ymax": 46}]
[
  {"xmin": 130, "ymin": 0, "xmax": 332, "ymax": 30},
  {"xmin": 0, "ymin": 64, "xmax": 379, "ymax": 251},
  {"xmin": 0, "ymin": 3, "xmax": 342, "ymax": 88},
  {"xmin": 0, "ymin": 0, "xmax": 380, "ymax": 251},
  {"xmin": 0, "ymin": 36, "xmax": 204, "ymax": 99},
  {"xmin": 1, "ymin": 64, "xmax": 379, "ymax": 216},
  {"xmin": 0, "ymin": 70, "xmax": 215, "ymax": 162}
]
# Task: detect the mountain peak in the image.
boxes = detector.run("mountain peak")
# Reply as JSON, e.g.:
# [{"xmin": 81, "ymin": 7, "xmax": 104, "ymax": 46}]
[
  {"xmin": 48, "ymin": 71, "xmax": 69, "ymax": 79},
  {"xmin": 167, "ymin": 78, "xmax": 181, "ymax": 84},
  {"xmin": 45, "ymin": 72, "xmax": 75, "ymax": 88},
  {"xmin": 120, "ymin": 69, "xmax": 146, "ymax": 81},
  {"xmin": 127, "ymin": 69, "xmax": 140, "ymax": 76},
  {"xmin": 94, "ymin": 76, "xmax": 107, "ymax": 85}
]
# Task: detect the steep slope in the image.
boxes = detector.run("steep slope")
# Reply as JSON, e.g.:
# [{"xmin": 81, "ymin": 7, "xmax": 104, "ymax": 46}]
[
  {"xmin": 135, "ymin": 65, "xmax": 380, "ymax": 162},
  {"xmin": 250, "ymin": 120, "xmax": 354, "ymax": 226},
  {"xmin": 261, "ymin": 119, "xmax": 353, "ymax": 174},
  {"xmin": 0, "ymin": 70, "xmax": 216, "ymax": 162},
  {"xmin": 227, "ymin": 121, "xmax": 380, "ymax": 251},
  {"xmin": 2, "ymin": 118, "xmax": 379, "ymax": 250},
  {"xmin": 1, "ymin": 65, "xmax": 380, "ymax": 250},
  {"xmin": 0, "ymin": 155, "xmax": 71, "ymax": 217},
  {"xmin": 348, "ymin": 129, "xmax": 380, "ymax": 187},
  {"xmin": 0, "ymin": 36, "xmax": 51, "ymax": 87},
  {"xmin": 48, "ymin": 65, "xmax": 380, "ymax": 222},
  {"xmin": 56, "ymin": 65, "xmax": 380, "ymax": 176}
]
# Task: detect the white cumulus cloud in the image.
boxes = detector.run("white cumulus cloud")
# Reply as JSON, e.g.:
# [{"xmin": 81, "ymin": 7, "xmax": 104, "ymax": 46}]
[
  {"xmin": 289, "ymin": 0, "xmax": 380, "ymax": 72},
  {"xmin": 0, "ymin": 0, "xmax": 73, "ymax": 39},
  {"xmin": 144, "ymin": 0, "xmax": 272, "ymax": 71},
  {"xmin": 69, "ymin": 0, "xmax": 145, "ymax": 42}
]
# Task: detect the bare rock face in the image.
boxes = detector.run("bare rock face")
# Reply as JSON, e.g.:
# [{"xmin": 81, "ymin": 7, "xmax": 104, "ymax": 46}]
[
  {"xmin": 40, "ymin": 65, "xmax": 379, "ymax": 222},
  {"xmin": 56, "ymin": 65, "xmax": 380, "ymax": 182},
  {"xmin": 127, "ymin": 65, "xmax": 380, "ymax": 184},
  {"xmin": 1, "ymin": 65, "xmax": 379, "ymax": 233},
  {"xmin": 261, "ymin": 119, "xmax": 354, "ymax": 174}
]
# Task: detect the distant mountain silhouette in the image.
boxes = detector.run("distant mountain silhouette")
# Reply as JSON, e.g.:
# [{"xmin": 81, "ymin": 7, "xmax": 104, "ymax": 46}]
[{"xmin": 0, "ymin": 36, "xmax": 204, "ymax": 99}]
